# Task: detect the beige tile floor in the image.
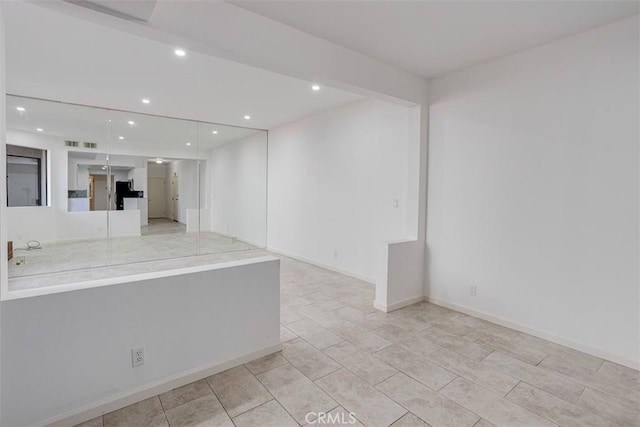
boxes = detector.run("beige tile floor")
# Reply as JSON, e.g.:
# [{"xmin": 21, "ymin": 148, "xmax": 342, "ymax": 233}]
[{"xmin": 76, "ymin": 255, "xmax": 639, "ymax": 427}]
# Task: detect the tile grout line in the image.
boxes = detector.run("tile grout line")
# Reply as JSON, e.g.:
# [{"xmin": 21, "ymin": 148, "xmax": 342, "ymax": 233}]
[
  {"xmin": 203, "ymin": 372, "xmax": 242, "ymax": 424},
  {"xmin": 227, "ymin": 398, "xmax": 277, "ymax": 423},
  {"xmin": 156, "ymin": 395, "xmax": 171, "ymax": 427},
  {"xmin": 371, "ymin": 373, "xmax": 472, "ymax": 427},
  {"xmin": 314, "ymin": 367, "xmax": 398, "ymax": 427},
  {"xmin": 435, "ymin": 373, "xmax": 459, "ymax": 392},
  {"xmin": 252, "ymin": 364, "xmax": 308, "ymax": 426},
  {"xmin": 533, "ymin": 359, "xmax": 629, "ymax": 402},
  {"xmin": 502, "ymin": 379, "xmax": 522, "ymax": 398},
  {"xmin": 504, "ymin": 379, "xmax": 575, "ymax": 426},
  {"xmin": 277, "ymin": 336, "xmax": 335, "ymax": 377}
]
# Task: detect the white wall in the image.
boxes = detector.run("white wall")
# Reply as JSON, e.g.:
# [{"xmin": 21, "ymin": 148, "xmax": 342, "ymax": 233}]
[
  {"xmin": 6, "ymin": 130, "xmax": 139, "ymax": 245},
  {"xmin": 426, "ymin": 17, "xmax": 639, "ymax": 367},
  {"xmin": 6, "ymin": 130, "xmax": 211, "ymax": 244},
  {"xmin": 129, "ymin": 157, "xmax": 148, "ymax": 195},
  {"xmin": 167, "ymin": 159, "xmax": 205, "ymax": 225},
  {"xmin": 268, "ymin": 99, "xmax": 413, "ymax": 282},
  {"xmin": 211, "ymin": 133, "xmax": 267, "ymax": 247},
  {"xmin": 6, "ymin": 130, "xmax": 95, "ymax": 245},
  {"xmin": 2, "ymin": 0, "xmax": 431, "ymax": 318},
  {"xmin": 0, "ymin": 4, "xmax": 434, "ymax": 425},
  {"xmin": 68, "ymin": 154, "xmax": 145, "ymax": 195},
  {"xmin": 1, "ymin": 257, "xmax": 280, "ymax": 426}
]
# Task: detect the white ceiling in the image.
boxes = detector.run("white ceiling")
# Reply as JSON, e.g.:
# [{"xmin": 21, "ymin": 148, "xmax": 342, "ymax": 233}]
[
  {"xmin": 4, "ymin": 1, "xmax": 364, "ymax": 130},
  {"xmin": 6, "ymin": 95, "xmax": 263, "ymax": 152},
  {"xmin": 232, "ymin": 0, "xmax": 639, "ymax": 78},
  {"xmin": 6, "ymin": 0, "xmax": 637, "ymax": 128}
]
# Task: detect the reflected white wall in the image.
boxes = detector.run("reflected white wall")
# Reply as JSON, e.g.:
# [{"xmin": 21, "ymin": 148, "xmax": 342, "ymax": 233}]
[
  {"xmin": 210, "ymin": 133, "xmax": 267, "ymax": 247},
  {"xmin": 5, "ymin": 106, "xmax": 269, "ymax": 276},
  {"xmin": 167, "ymin": 159, "xmax": 205, "ymax": 225},
  {"xmin": 4, "ymin": 129, "xmax": 213, "ymax": 245}
]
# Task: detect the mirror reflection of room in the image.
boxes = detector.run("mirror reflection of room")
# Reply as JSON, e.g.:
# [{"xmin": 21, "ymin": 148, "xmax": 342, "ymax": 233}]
[
  {"xmin": 6, "ymin": 144, "xmax": 47, "ymax": 207},
  {"xmin": 6, "ymin": 95, "xmax": 268, "ymax": 281}
]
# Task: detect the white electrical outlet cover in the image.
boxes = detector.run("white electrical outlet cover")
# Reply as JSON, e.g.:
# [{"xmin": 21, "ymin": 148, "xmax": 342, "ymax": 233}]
[{"xmin": 132, "ymin": 347, "xmax": 145, "ymax": 367}]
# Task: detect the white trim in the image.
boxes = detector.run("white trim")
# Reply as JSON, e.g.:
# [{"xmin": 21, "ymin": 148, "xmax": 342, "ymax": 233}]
[
  {"xmin": 211, "ymin": 229, "xmax": 265, "ymax": 249},
  {"xmin": 40, "ymin": 342, "xmax": 282, "ymax": 427},
  {"xmin": 373, "ymin": 301, "xmax": 386, "ymax": 312},
  {"xmin": 374, "ymin": 294, "xmax": 424, "ymax": 313},
  {"xmin": 266, "ymin": 247, "xmax": 374, "ymax": 284},
  {"xmin": 426, "ymin": 296, "xmax": 639, "ymax": 371}
]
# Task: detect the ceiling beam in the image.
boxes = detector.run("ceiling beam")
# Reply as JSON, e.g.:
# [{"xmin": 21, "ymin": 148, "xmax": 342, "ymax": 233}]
[{"xmin": 31, "ymin": 0, "xmax": 427, "ymax": 106}]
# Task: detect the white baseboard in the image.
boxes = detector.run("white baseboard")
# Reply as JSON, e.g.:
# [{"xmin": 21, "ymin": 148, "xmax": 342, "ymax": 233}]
[
  {"xmin": 426, "ymin": 296, "xmax": 639, "ymax": 371},
  {"xmin": 41, "ymin": 343, "xmax": 282, "ymax": 427},
  {"xmin": 266, "ymin": 247, "xmax": 375, "ymax": 284},
  {"xmin": 212, "ymin": 229, "xmax": 265, "ymax": 249},
  {"xmin": 374, "ymin": 295, "xmax": 424, "ymax": 313}
]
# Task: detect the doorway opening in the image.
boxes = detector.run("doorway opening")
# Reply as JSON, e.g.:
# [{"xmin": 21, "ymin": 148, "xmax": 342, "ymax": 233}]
[{"xmin": 89, "ymin": 173, "xmax": 114, "ymax": 211}]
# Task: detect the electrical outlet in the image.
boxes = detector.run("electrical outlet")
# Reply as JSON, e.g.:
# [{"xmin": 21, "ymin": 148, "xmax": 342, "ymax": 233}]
[
  {"xmin": 132, "ymin": 347, "xmax": 145, "ymax": 367},
  {"xmin": 470, "ymin": 286, "xmax": 477, "ymax": 297},
  {"xmin": 393, "ymin": 199, "xmax": 399, "ymax": 208}
]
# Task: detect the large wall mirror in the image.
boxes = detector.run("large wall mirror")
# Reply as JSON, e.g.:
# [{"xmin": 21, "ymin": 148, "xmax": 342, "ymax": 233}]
[{"xmin": 6, "ymin": 95, "xmax": 267, "ymax": 282}]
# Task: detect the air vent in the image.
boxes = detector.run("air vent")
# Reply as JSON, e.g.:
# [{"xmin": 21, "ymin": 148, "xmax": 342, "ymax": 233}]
[
  {"xmin": 83, "ymin": 142, "xmax": 98, "ymax": 149},
  {"xmin": 65, "ymin": 140, "xmax": 79, "ymax": 147}
]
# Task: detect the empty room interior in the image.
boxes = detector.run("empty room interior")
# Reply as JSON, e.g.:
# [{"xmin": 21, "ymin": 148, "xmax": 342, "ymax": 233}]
[{"xmin": 0, "ymin": 1, "xmax": 638, "ymax": 426}]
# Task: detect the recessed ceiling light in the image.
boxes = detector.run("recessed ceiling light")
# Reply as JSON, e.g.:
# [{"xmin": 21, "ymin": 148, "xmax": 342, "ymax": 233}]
[
  {"xmin": 244, "ymin": 115, "xmax": 251, "ymax": 120},
  {"xmin": 16, "ymin": 107, "xmax": 25, "ymax": 112},
  {"xmin": 155, "ymin": 159, "xmax": 163, "ymax": 164},
  {"xmin": 311, "ymin": 84, "xmax": 321, "ymax": 91},
  {"xmin": 212, "ymin": 130, "xmax": 218, "ymax": 134},
  {"xmin": 118, "ymin": 136, "xmax": 124, "ymax": 140},
  {"xmin": 186, "ymin": 142, "xmax": 191, "ymax": 146},
  {"xmin": 142, "ymin": 99, "xmax": 150, "ymax": 104},
  {"xmin": 36, "ymin": 128, "xmax": 43, "ymax": 132},
  {"xmin": 128, "ymin": 120, "xmax": 135, "ymax": 125},
  {"xmin": 174, "ymin": 48, "xmax": 186, "ymax": 57}
]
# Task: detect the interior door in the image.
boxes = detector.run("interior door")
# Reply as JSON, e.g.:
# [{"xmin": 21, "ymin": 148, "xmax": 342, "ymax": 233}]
[
  {"xmin": 92, "ymin": 175, "xmax": 108, "ymax": 211},
  {"xmin": 148, "ymin": 177, "xmax": 166, "ymax": 218},
  {"xmin": 170, "ymin": 174, "xmax": 179, "ymax": 222},
  {"xmin": 89, "ymin": 175, "xmax": 95, "ymax": 211}
]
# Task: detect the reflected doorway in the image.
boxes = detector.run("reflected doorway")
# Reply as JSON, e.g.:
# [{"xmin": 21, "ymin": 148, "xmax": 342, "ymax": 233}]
[
  {"xmin": 90, "ymin": 174, "xmax": 114, "ymax": 211},
  {"xmin": 170, "ymin": 174, "xmax": 179, "ymax": 222},
  {"xmin": 148, "ymin": 177, "xmax": 167, "ymax": 218},
  {"xmin": 89, "ymin": 175, "xmax": 94, "ymax": 211}
]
